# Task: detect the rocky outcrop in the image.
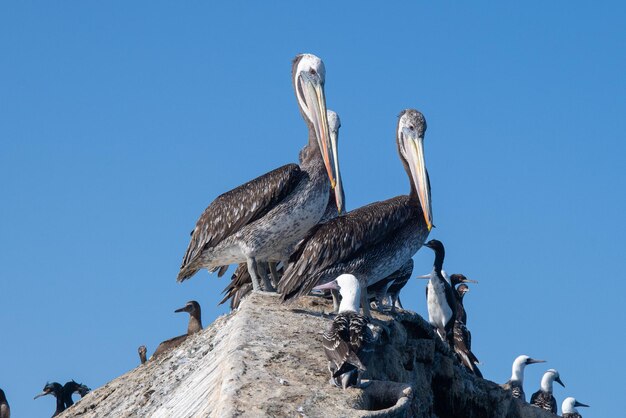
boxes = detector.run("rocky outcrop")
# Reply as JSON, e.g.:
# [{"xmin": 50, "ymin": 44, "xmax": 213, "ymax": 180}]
[{"xmin": 60, "ymin": 292, "xmax": 556, "ymax": 418}]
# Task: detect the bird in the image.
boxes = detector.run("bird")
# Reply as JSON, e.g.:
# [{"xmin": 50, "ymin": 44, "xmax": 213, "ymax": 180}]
[
  {"xmin": 561, "ymin": 397, "xmax": 589, "ymax": 418},
  {"xmin": 452, "ymin": 284, "xmax": 482, "ymax": 377},
  {"xmin": 138, "ymin": 345, "xmax": 147, "ymax": 364},
  {"xmin": 62, "ymin": 380, "xmax": 90, "ymax": 408},
  {"xmin": 501, "ymin": 355, "xmax": 546, "ymax": 401},
  {"xmin": 314, "ymin": 274, "xmax": 375, "ymax": 389},
  {"xmin": 152, "ymin": 301, "xmax": 203, "ymax": 359},
  {"xmin": 0, "ymin": 388, "xmax": 9, "ymax": 418},
  {"xmin": 366, "ymin": 258, "xmax": 414, "ymax": 312},
  {"xmin": 530, "ymin": 369, "xmax": 564, "ymax": 413},
  {"xmin": 422, "ymin": 240, "xmax": 457, "ymax": 349},
  {"xmin": 34, "ymin": 382, "xmax": 65, "ymax": 417},
  {"xmin": 279, "ymin": 109, "xmax": 433, "ymax": 317},
  {"xmin": 177, "ymin": 53, "xmax": 341, "ymax": 293},
  {"xmin": 218, "ymin": 109, "xmax": 345, "ymax": 310}
]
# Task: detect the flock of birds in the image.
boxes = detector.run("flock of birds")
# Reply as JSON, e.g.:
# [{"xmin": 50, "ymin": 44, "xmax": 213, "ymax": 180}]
[{"xmin": 0, "ymin": 53, "xmax": 589, "ymax": 418}]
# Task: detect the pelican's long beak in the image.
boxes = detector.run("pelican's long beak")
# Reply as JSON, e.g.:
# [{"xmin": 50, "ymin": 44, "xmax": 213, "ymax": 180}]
[
  {"xmin": 313, "ymin": 280, "xmax": 339, "ymax": 291},
  {"xmin": 402, "ymin": 128, "xmax": 432, "ymax": 231},
  {"xmin": 300, "ymin": 72, "xmax": 337, "ymax": 190},
  {"xmin": 329, "ymin": 124, "xmax": 344, "ymax": 214},
  {"xmin": 34, "ymin": 391, "xmax": 49, "ymax": 400}
]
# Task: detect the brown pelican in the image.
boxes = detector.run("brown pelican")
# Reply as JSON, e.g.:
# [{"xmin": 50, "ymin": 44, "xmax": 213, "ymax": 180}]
[
  {"xmin": 34, "ymin": 382, "xmax": 65, "ymax": 417},
  {"xmin": 562, "ymin": 397, "xmax": 589, "ymax": 418},
  {"xmin": 314, "ymin": 274, "xmax": 374, "ymax": 389},
  {"xmin": 177, "ymin": 54, "xmax": 341, "ymax": 292},
  {"xmin": 218, "ymin": 109, "xmax": 345, "ymax": 309},
  {"xmin": 501, "ymin": 355, "xmax": 546, "ymax": 401},
  {"xmin": 0, "ymin": 389, "xmax": 9, "ymax": 418},
  {"xmin": 530, "ymin": 369, "xmax": 564, "ymax": 413},
  {"xmin": 152, "ymin": 301, "xmax": 203, "ymax": 359},
  {"xmin": 279, "ymin": 109, "xmax": 432, "ymax": 316},
  {"xmin": 138, "ymin": 345, "xmax": 147, "ymax": 364}
]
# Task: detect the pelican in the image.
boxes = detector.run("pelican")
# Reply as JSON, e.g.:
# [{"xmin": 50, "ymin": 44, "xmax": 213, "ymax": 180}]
[
  {"xmin": 177, "ymin": 54, "xmax": 341, "ymax": 292},
  {"xmin": 279, "ymin": 109, "xmax": 432, "ymax": 317}
]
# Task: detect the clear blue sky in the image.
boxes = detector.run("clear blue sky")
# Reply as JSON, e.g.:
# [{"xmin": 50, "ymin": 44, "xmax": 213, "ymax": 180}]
[{"xmin": 1, "ymin": 2, "xmax": 624, "ymax": 416}]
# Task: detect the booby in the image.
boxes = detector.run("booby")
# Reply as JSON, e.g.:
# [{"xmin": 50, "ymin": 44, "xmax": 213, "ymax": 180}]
[
  {"xmin": 218, "ymin": 110, "xmax": 345, "ymax": 310},
  {"xmin": 0, "ymin": 388, "xmax": 9, "ymax": 418},
  {"xmin": 138, "ymin": 345, "xmax": 147, "ymax": 364},
  {"xmin": 314, "ymin": 274, "xmax": 374, "ymax": 389},
  {"xmin": 452, "ymin": 284, "xmax": 482, "ymax": 377},
  {"xmin": 62, "ymin": 380, "xmax": 90, "ymax": 408},
  {"xmin": 501, "ymin": 355, "xmax": 546, "ymax": 401},
  {"xmin": 561, "ymin": 397, "xmax": 589, "ymax": 418},
  {"xmin": 152, "ymin": 301, "xmax": 203, "ymax": 359},
  {"xmin": 177, "ymin": 54, "xmax": 342, "ymax": 293},
  {"xmin": 279, "ymin": 109, "xmax": 433, "ymax": 317},
  {"xmin": 34, "ymin": 382, "xmax": 65, "ymax": 417},
  {"xmin": 530, "ymin": 369, "xmax": 564, "ymax": 413},
  {"xmin": 422, "ymin": 240, "xmax": 457, "ymax": 348}
]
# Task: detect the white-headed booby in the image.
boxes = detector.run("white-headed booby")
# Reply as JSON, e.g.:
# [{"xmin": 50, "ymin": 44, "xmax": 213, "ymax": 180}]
[
  {"xmin": 530, "ymin": 368, "xmax": 564, "ymax": 413},
  {"xmin": 501, "ymin": 355, "xmax": 546, "ymax": 401},
  {"xmin": 314, "ymin": 274, "xmax": 375, "ymax": 389},
  {"xmin": 562, "ymin": 397, "xmax": 589, "ymax": 418}
]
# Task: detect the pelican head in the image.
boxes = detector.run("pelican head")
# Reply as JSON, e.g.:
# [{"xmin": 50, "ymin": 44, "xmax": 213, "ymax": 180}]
[
  {"xmin": 292, "ymin": 54, "xmax": 339, "ymax": 198},
  {"xmin": 327, "ymin": 109, "xmax": 344, "ymax": 214},
  {"xmin": 397, "ymin": 109, "xmax": 432, "ymax": 231}
]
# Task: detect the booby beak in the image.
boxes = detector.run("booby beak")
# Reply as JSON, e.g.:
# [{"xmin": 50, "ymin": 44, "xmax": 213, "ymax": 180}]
[
  {"xmin": 33, "ymin": 391, "xmax": 49, "ymax": 400},
  {"xmin": 574, "ymin": 401, "xmax": 590, "ymax": 408},
  {"xmin": 555, "ymin": 376, "xmax": 565, "ymax": 387},
  {"xmin": 174, "ymin": 306, "xmax": 189, "ymax": 313},
  {"xmin": 313, "ymin": 280, "xmax": 339, "ymax": 291},
  {"xmin": 402, "ymin": 127, "xmax": 432, "ymax": 231},
  {"xmin": 300, "ymin": 71, "xmax": 337, "ymax": 192},
  {"xmin": 527, "ymin": 358, "xmax": 546, "ymax": 365}
]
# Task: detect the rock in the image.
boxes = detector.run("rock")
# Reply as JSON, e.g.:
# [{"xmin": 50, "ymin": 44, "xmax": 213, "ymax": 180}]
[{"xmin": 59, "ymin": 292, "xmax": 556, "ymax": 418}]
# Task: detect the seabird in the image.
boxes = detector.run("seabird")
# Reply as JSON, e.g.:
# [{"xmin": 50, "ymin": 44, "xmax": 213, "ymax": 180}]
[
  {"xmin": 138, "ymin": 345, "xmax": 147, "ymax": 364},
  {"xmin": 421, "ymin": 240, "xmax": 457, "ymax": 349},
  {"xmin": 34, "ymin": 382, "xmax": 65, "ymax": 417},
  {"xmin": 501, "ymin": 355, "xmax": 546, "ymax": 402},
  {"xmin": 0, "ymin": 388, "xmax": 9, "ymax": 418},
  {"xmin": 314, "ymin": 274, "xmax": 374, "ymax": 389},
  {"xmin": 366, "ymin": 259, "xmax": 414, "ymax": 312},
  {"xmin": 452, "ymin": 284, "xmax": 482, "ymax": 377},
  {"xmin": 218, "ymin": 110, "xmax": 346, "ymax": 310},
  {"xmin": 561, "ymin": 397, "xmax": 589, "ymax": 418},
  {"xmin": 177, "ymin": 53, "xmax": 342, "ymax": 293},
  {"xmin": 530, "ymin": 369, "xmax": 564, "ymax": 413},
  {"xmin": 279, "ymin": 109, "xmax": 433, "ymax": 317},
  {"xmin": 62, "ymin": 380, "xmax": 90, "ymax": 408},
  {"xmin": 152, "ymin": 301, "xmax": 203, "ymax": 359}
]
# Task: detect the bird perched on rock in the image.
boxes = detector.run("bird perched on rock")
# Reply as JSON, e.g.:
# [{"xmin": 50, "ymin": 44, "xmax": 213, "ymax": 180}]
[
  {"xmin": 0, "ymin": 388, "xmax": 10, "ymax": 418},
  {"xmin": 561, "ymin": 397, "xmax": 589, "ymax": 418},
  {"xmin": 138, "ymin": 345, "xmax": 147, "ymax": 364},
  {"xmin": 152, "ymin": 301, "xmax": 203, "ymax": 359},
  {"xmin": 423, "ymin": 240, "xmax": 457, "ymax": 349},
  {"xmin": 314, "ymin": 274, "xmax": 374, "ymax": 389},
  {"xmin": 34, "ymin": 382, "xmax": 65, "ymax": 417},
  {"xmin": 501, "ymin": 355, "xmax": 546, "ymax": 401},
  {"xmin": 452, "ymin": 284, "xmax": 482, "ymax": 377},
  {"xmin": 62, "ymin": 380, "xmax": 90, "ymax": 408},
  {"xmin": 530, "ymin": 369, "xmax": 564, "ymax": 413}
]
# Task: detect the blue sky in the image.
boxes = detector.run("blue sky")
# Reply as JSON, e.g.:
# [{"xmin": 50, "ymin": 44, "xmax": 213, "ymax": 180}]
[{"xmin": 1, "ymin": 2, "xmax": 624, "ymax": 416}]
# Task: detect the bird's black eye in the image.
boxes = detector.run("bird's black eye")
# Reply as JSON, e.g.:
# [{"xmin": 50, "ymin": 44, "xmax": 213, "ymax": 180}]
[
  {"xmin": 310, "ymin": 68, "xmax": 317, "ymax": 75},
  {"xmin": 409, "ymin": 125, "xmax": 415, "ymax": 131}
]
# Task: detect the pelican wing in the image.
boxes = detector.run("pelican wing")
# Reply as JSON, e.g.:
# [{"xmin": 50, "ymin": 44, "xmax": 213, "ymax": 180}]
[
  {"xmin": 178, "ymin": 164, "xmax": 302, "ymax": 281},
  {"xmin": 280, "ymin": 195, "xmax": 416, "ymax": 300}
]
